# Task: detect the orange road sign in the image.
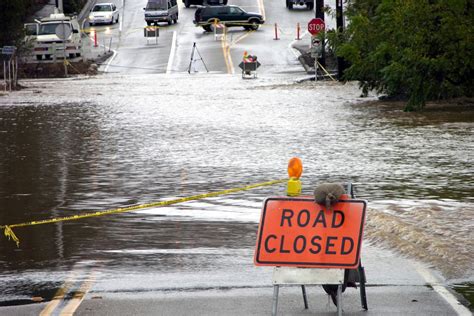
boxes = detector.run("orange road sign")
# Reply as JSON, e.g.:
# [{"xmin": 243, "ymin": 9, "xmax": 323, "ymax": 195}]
[{"xmin": 254, "ymin": 197, "xmax": 366, "ymax": 269}]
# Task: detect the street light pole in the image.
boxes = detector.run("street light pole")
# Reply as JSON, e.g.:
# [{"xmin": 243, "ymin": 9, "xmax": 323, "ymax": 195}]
[
  {"xmin": 56, "ymin": 0, "xmax": 64, "ymax": 13},
  {"xmin": 336, "ymin": 0, "xmax": 345, "ymax": 80},
  {"xmin": 315, "ymin": 0, "xmax": 325, "ymax": 67}
]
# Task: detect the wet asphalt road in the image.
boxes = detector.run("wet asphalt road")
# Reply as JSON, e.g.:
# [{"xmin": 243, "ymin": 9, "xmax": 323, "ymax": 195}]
[{"xmin": 1, "ymin": 73, "xmax": 472, "ymax": 315}]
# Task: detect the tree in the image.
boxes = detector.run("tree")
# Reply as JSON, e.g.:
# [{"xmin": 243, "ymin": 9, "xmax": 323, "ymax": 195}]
[
  {"xmin": 0, "ymin": 0, "xmax": 32, "ymax": 47},
  {"xmin": 333, "ymin": 0, "xmax": 474, "ymax": 111},
  {"xmin": 63, "ymin": 0, "xmax": 88, "ymax": 14},
  {"xmin": 0, "ymin": 0, "xmax": 86, "ymax": 56}
]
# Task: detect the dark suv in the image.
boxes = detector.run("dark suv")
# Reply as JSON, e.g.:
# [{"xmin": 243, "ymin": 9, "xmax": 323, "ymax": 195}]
[
  {"xmin": 194, "ymin": 5, "xmax": 265, "ymax": 32},
  {"xmin": 184, "ymin": 0, "xmax": 227, "ymax": 8}
]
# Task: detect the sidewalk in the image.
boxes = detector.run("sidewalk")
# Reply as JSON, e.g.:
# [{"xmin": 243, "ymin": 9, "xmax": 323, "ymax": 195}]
[{"xmin": 292, "ymin": 42, "xmax": 338, "ymax": 80}]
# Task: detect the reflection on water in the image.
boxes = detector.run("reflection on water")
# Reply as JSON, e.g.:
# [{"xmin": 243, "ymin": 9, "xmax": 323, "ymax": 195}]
[
  {"xmin": 0, "ymin": 75, "xmax": 472, "ymax": 302},
  {"xmin": 452, "ymin": 282, "xmax": 474, "ymax": 310}
]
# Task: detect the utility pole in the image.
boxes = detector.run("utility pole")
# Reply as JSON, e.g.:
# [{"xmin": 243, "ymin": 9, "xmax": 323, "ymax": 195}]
[
  {"xmin": 56, "ymin": 0, "xmax": 64, "ymax": 13},
  {"xmin": 336, "ymin": 0, "xmax": 345, "ymax": 80},
  {"xmin": 315, "ymin": 0, "xmax": 325, "ymax": 67}
]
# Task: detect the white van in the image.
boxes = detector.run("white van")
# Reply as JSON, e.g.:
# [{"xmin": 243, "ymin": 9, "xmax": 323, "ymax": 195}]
[
  {"xmin": 144, "ymin": 0, "xmax": 178, "ymax": 26},
  {"xmin": 31, "ymin": 12, "xmax": 82, "ymax": 61}
]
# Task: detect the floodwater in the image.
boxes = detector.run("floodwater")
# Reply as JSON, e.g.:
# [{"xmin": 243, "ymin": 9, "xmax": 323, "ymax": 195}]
[{"xmin": 0, "ymin": 74, "xmax": 473, "ymax": 304}]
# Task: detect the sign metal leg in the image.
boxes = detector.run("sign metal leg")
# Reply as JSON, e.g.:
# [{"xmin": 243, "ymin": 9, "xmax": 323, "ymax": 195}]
[
  {"xmin": 358, "ymin": 265, "xmax": 368, "ymax": 310},
  {"xmin": 314, "ymin": 59, "xmax": 318, "ymax": 81},
  {"xmin": 272, "ymin": 285, "xmax": 279, "ymax": 316},
  {"xmin": 301, "ymin": 285, "xmax": 308, "ymax": 309},
  {"xmin": 337, "ymin": 284, "xmax": 342, "ymax": 316}
]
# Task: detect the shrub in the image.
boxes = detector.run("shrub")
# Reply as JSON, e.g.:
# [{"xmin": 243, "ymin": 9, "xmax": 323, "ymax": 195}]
[{"xmin": 333, "ymin": 0, "xmax": 474, "ymax": 111}]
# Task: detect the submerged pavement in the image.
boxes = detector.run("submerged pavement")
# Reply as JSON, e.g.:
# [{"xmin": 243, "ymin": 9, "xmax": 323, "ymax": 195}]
[{"xmin": 1, "ymin": 74, "xmax": 472, "ymax": 315}]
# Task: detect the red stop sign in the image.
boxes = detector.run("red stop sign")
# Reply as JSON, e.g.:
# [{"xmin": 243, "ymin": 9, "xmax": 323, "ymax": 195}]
[{"xmin": 308, "ymin": 18, "xmax": 325, "ymax": 36}]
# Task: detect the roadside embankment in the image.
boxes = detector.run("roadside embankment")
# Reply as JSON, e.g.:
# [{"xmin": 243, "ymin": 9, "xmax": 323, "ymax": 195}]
[
  {"xmin": 355, "ymin": 96, "xmax": 474, "ymax": 113},
  {"xmin": 10, "ymin": 0, "xmax": 109, "ymax": 80},
  {"xmin": 15, "ymin": 50, "xmax": 112, "ymax": 79}
]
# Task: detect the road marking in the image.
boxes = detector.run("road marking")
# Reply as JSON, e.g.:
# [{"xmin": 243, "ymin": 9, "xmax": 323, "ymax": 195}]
[
  {"xmin": 59, "ymin": 271, "xmax": 96, "ymax": 315},
  {"xmin": 103, "ymin": 48, "xmax": 118, "ymax": 73},
  {"xmin": 414, "ymin": 263, "xmax": 472, "ymax": 315},
  {"xmin": 223, "ymin": 30, "xmax": 254, "ymax": 74},
  {"xmin": 119, "ymin": 10, "xmax": 123, "ymax": 34},
  {"xmin": 227, "ymin": 43, "xmax": 234, "ymax": 74},
  {"xmin": 258, "ymin": 0, "xmax": 266, "ymax": 21},
  {"xmin": 167, "ymin": 31, "xmax": 177, "ymax": 74},
  {"xmin": 221, "ymin": 31, "xmax": 232, "ymax": 74},
  {"xmin": 231, "ymin": 30, "xmax": 255, "ymax": 46},
  {"xmin": 289, "ymin": 30, "xmax": 308, "ymax": 59},
  {"xmin": 218, "ymin": 0, "xmax": 263, "ymax": 74},
  {"xmin": 39, "ymin": 270, "xmax": 79, "ymax": 316}
]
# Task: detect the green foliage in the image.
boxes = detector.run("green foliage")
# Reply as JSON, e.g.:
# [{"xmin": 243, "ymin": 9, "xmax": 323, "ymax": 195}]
[
  {"xmin": 0, "ymin": 0, "xmax": 86, "ymax": 48},
  {"xmin": 63, "ymin": 0, "xmax": 87, "ymax": 14},
  {"xmin": 0, "ymin": 0, "xmax": 33, "ymax": 47},
  {"xmin": 333, "ymin": 0, "xmax": 474, "ymax": 111}
]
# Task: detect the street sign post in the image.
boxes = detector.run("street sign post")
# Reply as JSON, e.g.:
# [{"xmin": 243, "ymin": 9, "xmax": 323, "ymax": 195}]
[
  {"xmin": 255, "ymin": 197, "xmax": 366, "ymax": 269},
  {"xmin": 311, "ymin": 36, "xmax": 322, "ymax": 79},
  {"xmin": 2, "ymin": 46, "xmax": 16, "ymax": 55},
  {"xmin": 311, "ymin": 36, "xmax": 322, "ymax": 57},
  {"xmin": 2, "ymin": 46, "xmax": 17, "ymax": 92},
  {"xmin": 307, "ymin": 18, "xmax": 325, "ymax": 36},
  {"xmin": 307, "ymin": 19, "xmax": 324, "ymax": 80}
]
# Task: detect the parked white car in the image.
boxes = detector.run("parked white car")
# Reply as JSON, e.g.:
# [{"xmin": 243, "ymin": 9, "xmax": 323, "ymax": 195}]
[{"xmin": 89, "ymin": 3, "xmax": 119, "ymax": 25}]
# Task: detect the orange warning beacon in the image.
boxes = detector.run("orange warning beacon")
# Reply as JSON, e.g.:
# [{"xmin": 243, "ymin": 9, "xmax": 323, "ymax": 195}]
[{"xmin": 287, "ymin": 157, "xmax": 302, "ymax": 196}]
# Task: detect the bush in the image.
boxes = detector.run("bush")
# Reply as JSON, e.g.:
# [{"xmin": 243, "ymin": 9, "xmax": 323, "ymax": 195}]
[
  {"xmin": 333, "ymin": 0, "xmax": 474, "ymax": 111},
  {"xmin": 63, "ymin": 0, "xmax": 87, "ymax": 14},
  {"xmin": 0, "ymin": 0, "xmax": 34, "ymax": 47}
]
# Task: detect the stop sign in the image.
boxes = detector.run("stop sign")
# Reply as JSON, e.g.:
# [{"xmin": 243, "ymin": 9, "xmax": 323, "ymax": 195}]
[{"xmin": 308, "ymin": 18, "xmax": 325, "ymax": 36}]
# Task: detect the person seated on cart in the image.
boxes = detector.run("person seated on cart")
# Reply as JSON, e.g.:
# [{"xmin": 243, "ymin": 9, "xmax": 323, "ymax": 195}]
[
  {"xmin": 243, "ymin": 51, "xmax": 257, "ymax": 63},
  {"xmin": 243, "ymin": 51, "xmax": 258, "ymax": 75}
]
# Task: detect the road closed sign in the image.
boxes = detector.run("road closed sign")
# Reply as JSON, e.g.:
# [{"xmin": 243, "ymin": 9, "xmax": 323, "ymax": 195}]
[{"xmin": 254, "ymin": 197, "xmax": 366, "ymax": 269}]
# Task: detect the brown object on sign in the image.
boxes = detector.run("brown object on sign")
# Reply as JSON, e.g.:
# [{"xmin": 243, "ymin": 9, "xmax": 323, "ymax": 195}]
[{"xmin": 254, "ymin": 197, "xmax": 366, "ymax": 269}]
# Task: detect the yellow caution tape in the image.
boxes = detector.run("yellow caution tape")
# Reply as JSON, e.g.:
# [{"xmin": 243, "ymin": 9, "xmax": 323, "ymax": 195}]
[
  {"xmin": 0, "ymin": 179, "xmax": 286, "ymax": 247},
  {"xmin": 3, "ymin": 226, "xmax": 20, "ymax": 248}
]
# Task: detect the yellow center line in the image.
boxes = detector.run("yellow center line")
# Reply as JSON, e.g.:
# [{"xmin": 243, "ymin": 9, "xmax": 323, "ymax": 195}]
[
  {"xmin": 259, "ymin": 0, "xmax": 266, "ymax": 21},
  {"xmin": 220, "ymin": 0, "xmax": 264, "ymax": 74},
  {"xmin": 39, "ymin": 270, "xmax": 79, "ymax": 316},
  {"xmin": 227, "ymin": 43, "xmax": 234, "ymax": 74},
  {"xmin": 221, "ymin": 29, "xmax": 231, "ymax": 74},
  {"xmin": 60, "ymin": 271, "xmax": 96, "ymax": 315},
  {"xmin": 221, "ymin": 30, "xmax": 255, "ymax": 74},
  {"xmin": 231, "ymin": 30, "xmax": 255, "ymax": 46}
]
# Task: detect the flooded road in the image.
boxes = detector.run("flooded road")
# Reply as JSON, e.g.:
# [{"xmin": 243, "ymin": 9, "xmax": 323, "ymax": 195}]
[{"xmin": 0, "ymin": 74, "xmax": 473, "ymax": 305}]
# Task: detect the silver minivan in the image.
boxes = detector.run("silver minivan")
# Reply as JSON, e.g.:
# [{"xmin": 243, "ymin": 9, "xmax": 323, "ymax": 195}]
[{"xmin": 144, "ymin": 0, "xmax": 178, "ymax": 26}]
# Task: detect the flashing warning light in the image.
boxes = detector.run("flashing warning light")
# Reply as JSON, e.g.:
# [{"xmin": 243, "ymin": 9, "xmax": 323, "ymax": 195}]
[
  {"xmin": 287, "ymin": 157, "xmax": 303, "ymax": 179},
  {"xmin": 287, "ymin": 158, "xmax": 302, "ymax": 196}
]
